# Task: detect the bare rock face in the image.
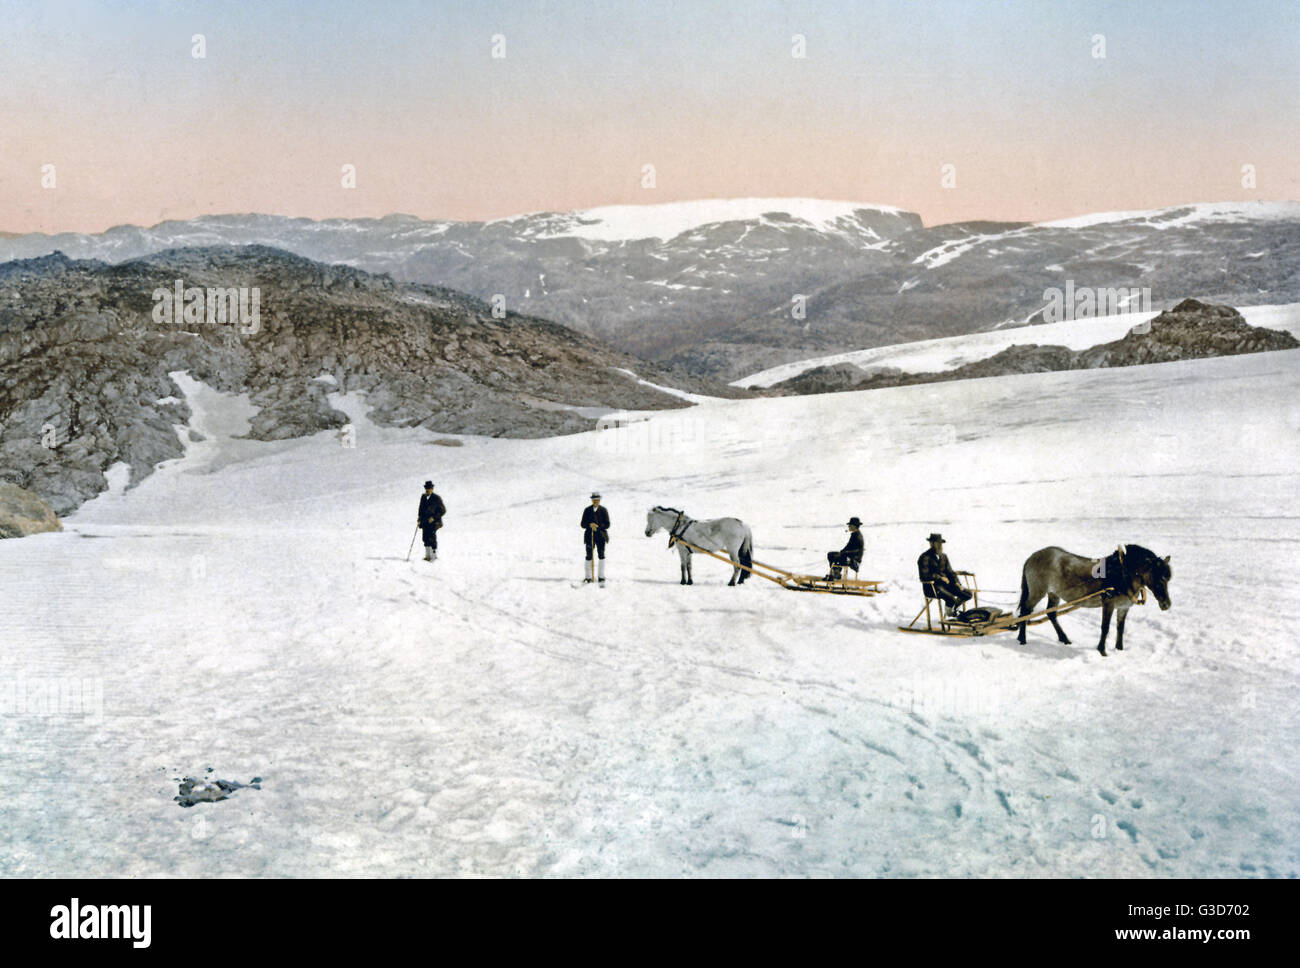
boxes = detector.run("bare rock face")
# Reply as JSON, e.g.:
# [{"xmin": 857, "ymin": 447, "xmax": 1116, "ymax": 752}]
[
  {"xmin": 246, "ymin": 380, "xmax": 349, "ymax": 441},
  {"xmin": 0, "ymin": 247, "xmax": 746, "ymax": 514},
  {"xmin": 0, "ymin": 481, "xmax": 61, "ymax": 538}
]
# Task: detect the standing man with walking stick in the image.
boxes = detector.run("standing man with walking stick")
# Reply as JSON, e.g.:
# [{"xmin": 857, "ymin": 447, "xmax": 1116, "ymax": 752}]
[
  {"xmin": 581, "ymin": 492, "xmax": 610, "ymax": 584},
  {"xmin": 418, "ymin": 481, "xmax": 446, "ymax": 562}
]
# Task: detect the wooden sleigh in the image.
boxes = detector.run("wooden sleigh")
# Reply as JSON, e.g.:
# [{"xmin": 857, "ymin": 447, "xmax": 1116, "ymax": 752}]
[
  {"xmin": 898, "ymin": 572, "xmax": 1122, "ymax": 637},
  {"xmin": 670, "ymin": 536, "xmax": 886, "ymax": 596}
]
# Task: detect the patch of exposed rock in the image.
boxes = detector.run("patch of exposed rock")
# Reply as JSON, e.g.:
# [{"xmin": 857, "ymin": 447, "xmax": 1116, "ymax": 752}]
[{"xmin": 0, "ymin": 481, "xmax": 61, "ymax": 538}]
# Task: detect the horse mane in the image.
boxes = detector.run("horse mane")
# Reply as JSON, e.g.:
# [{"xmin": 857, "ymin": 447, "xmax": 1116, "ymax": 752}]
[
  {"xmin": 653, "ymin": 505, "xmax": 682, "ymax": 516},
  {"xmin": 1122, "ymin": 544, "xmax": 1167, "ymax": 578},
  {"xmin": 1101, "ymin": 549, "xmax": 1126, "ymax": 591}
]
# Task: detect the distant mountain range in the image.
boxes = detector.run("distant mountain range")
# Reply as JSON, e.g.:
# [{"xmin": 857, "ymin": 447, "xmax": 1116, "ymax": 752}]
[{"xmin": 3, "ymin": 198, "xmax": 1298, "ymax": 380}]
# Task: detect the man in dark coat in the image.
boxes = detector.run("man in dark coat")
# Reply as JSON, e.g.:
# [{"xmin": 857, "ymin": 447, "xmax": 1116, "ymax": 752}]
[
  {"xmin": 417, "ymin": 481, "xmax": 446, "ymax": 561},
  {"xmin": 580, "ymin": 491, "xmax": 610, "ymax": 583},
  {"xmin": 918, "ymin": 532, "xmax": 972, "ymax": 616},
  {"xmin": 826, "ymin": 517, "xmax": 864, "ymax": 580}
]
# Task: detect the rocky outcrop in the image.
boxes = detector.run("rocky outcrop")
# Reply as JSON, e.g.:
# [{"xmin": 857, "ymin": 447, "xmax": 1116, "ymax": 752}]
[
  {"xmin": 1075, "ymin": 298, "xmax": 1297, "ymax": 366},
  {"xmin": 0, "ymin": 481, "xmax": 61, "ymax": 538},
  {"xmin": 774, "ymin": 299, "xmax": 1299, "ymax": 395},
  {"xmin": 0, "ymin": 247, "xmax": 746, "ymax": 514}
]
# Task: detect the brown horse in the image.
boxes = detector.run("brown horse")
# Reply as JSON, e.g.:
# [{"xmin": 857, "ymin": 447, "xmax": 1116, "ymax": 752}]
[{"xmin": 1017, "ymin": 545, "xmax": 1171, "ymax": 655}]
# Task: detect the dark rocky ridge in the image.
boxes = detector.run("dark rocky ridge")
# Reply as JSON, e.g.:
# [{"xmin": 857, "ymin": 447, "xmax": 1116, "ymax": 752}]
[
  {"xmin": 0, "ymin": 246, "xmax": 744, "ymax": 514},
  {"xmin": 772, "ymin": 299, "xmax": 1300, "ymax": 396}
]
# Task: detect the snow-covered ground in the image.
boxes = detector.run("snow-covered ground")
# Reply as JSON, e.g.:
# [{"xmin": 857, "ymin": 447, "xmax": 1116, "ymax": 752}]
[
  {"xmin": 737, "ymin": 303, "xmax": 1300, "ymax": 388},
  {"xmin": 2, "ymin": 342, "xmax": 1298, "ymax": 877}
]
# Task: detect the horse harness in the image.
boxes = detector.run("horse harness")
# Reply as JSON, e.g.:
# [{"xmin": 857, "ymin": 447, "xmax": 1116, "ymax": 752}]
[
  {"xmin": 667, "ymin": 511, "xmax": 693, "ymax": 550},
  {"xmin": 1106, "ymin": 545, "xmax": 1128, "ymax": 598},
  {"xmin": 1102, "ymin": 544, "xmax": 1146, "ymax": 604}
]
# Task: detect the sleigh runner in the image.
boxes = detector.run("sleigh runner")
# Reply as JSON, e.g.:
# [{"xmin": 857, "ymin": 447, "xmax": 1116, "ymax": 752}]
[
  {"xmin": 900, "ymin": 573, "xmax": 1111, "ymax": 637},
  {"xmin": 898, "ymin": 559, "xmax": 1151, "ymax": 643},
  {"xmin": 669, "ymin": 534, "xmax": 886, "ymax": 596}
]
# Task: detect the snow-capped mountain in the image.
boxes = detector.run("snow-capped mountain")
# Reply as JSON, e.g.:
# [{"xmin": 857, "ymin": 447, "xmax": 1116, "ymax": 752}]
[
  {"xmin": 489, "ymin": 197, "xmax": 914, "ymax": 242},
  {"xmin": 1034, "ymin": 200, "xmax": 1300, "ymax": 229},
  {"xmin": 2, "ymin": 199, "xmax": 1297, "ymax": 379}
]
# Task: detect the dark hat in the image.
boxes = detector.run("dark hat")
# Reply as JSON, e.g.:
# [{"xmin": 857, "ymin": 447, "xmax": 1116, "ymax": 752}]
[
  {"xmin": 847, "ymin": 517, "xmax": 862, "ymax": 527},
  {"xmin": 590, "ymin": 492, "xmax": 601, "ymax": 499},
  {"xmin": 423, "ymin": 481, "xmax": 434, "ymax": 488},
  {"xmin": 927, "ymin": 533, "xmax": 945, "ymax": 543}
]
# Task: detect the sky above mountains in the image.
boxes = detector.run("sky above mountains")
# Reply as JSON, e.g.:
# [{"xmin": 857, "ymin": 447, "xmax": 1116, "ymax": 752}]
[{"xmin": 1, "ymin": 0, "xmax": 1297, "ymax": 234}]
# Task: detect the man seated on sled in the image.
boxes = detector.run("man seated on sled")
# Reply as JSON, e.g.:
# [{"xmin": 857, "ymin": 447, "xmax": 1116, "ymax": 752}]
[
  {"xmin": 825, "ymin": 517, "xmax": 864, "ymax": 580},
  {"xmin": 918, "ymin": 532, "xmax": 973, "ymax": 617}
]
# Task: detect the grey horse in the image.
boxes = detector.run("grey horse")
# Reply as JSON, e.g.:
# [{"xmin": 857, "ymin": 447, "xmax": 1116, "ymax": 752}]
[
  {"xmin": 645, "ymin": 506, "xmax": 754, "ymax": 585},
  {"xmin": 1017, "ymin": 544, "xmax": 1172, "ymax": 655}
]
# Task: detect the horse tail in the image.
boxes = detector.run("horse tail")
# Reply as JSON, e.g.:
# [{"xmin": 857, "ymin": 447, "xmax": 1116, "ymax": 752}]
[
  {"xmin": 1018, "ymin": 569, "xmax": 1030, "ymax": 617},
  {"xmin": 738, "ymin": 529, "xmax": 753, "ymax": 582}
]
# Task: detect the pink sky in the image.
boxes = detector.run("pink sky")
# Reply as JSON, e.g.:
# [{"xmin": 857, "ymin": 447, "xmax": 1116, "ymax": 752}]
[{"xmin": 2, "ymin": 0, "xmax": 1296, "ymax": 234}]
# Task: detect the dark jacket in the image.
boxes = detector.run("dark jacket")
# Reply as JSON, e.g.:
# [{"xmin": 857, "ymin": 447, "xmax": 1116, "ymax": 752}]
[
  {"xmin": 918, "ymin": 548, "xmax": 958, "ymax": 586},
  {"xmin": 839, "ymin": 530, "xmax": 864, "ymax": 568},
  {"xmin": 581, "ymin": 505, "xmax": 610, "ymax": 533},
  {"xmin": 419, "ymin": 492, "xmax": 446, "ymax": 528}
]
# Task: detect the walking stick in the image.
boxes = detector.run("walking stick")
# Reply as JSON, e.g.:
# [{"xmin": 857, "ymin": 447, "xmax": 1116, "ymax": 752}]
[{"xmin": 406, "ymin": 524, "xmax": 419, "ymax": 562}]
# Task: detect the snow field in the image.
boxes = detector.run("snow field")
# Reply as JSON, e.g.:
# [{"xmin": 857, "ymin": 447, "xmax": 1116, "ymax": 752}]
[
  {"xmin": 1, "ymin": 345, "xmax": 1297, "ymax": 876},
  {"xmin": 737, "ymin": 303, "xmax": 1300, "ymax": 389}
]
